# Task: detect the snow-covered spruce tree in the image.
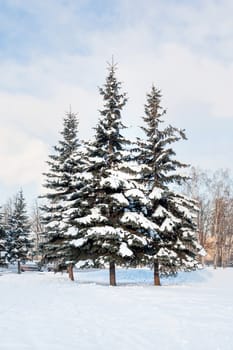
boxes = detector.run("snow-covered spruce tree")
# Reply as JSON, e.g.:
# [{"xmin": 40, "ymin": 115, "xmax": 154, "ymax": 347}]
[
  {"xmin": 0, "ymin": 209, "xmax": 7, "ymax": 266},
  {"xmin": 70, "ymin": 63, "xmax": 154, "ymax": 286},
  {"xmin": 137, "ymin": 85, "xmax": 204, "ymax": 285},
  {"xmin": 6, "ymin": 190, "xmax": 31, "ymax": 273},
  {"xmin": 41, "ymin": 111, "xmax": 86, "ymax": 280},
  {"xmin": 57, "ymin": 138, "xmax": 95, "ymax": 281}
]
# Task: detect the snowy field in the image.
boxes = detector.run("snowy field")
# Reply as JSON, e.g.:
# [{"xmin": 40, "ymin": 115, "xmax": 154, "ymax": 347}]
[{"xmin": 0, "ymin": 267, "xmax": 232, "ymax": 350}]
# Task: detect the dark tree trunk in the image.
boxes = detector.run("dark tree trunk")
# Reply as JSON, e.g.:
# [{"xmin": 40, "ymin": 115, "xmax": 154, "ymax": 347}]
[
  {"xmin": 109, "ymin": 261, "xmax": 116, "ymax": 286},
  {"xmin": 214, "ymin": 253, "xmax": 217, "ymax": 269},
  {"xmin": 154, "ymin": 260, "xmax": 161, "ymax": 286},
  {"xmin": 68, "ymin": 264, "xmax": 74, "ymax": 281},
  {"xmin": 17, "ymin": 261, "xmax": 21, "ymax": 274}
]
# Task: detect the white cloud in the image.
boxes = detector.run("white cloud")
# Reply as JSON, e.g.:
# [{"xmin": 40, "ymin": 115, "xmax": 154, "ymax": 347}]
[
  {"xmin": 0, "ymin": 127, "xmax": 48, "ymax": 186},
  {"xmin": 0, "ymin": 0, "xmax": 233, "ymax": 201},
  {"xmin": 0, "ymin": 43, "xmax": 233, "ymax": 184}
]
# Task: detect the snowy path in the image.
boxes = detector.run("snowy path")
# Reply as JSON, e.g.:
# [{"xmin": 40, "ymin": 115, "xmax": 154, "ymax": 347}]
[{"xmin": 0, "ymin": 268, "xmax": 232, "ymax": 350}]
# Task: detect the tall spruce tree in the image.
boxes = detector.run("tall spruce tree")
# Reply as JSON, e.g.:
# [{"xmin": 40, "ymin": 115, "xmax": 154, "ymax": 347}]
[
  {"xmin": 6, "ymin": 190, "xmax": 31, "ymax": 273},
  {"xmin": 41, "ymin": 110, "xmax": 86, "ymax": 280},
  {"xmin": 70, "ymin": 63, "xmax": 155, "ymax": 285},
  {"xmin": 138, "ymin": 85, "xmax": 204, "ymax": 285}
]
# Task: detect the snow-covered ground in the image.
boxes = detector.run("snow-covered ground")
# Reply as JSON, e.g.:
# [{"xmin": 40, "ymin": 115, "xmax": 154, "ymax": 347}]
[{"xmin": 0, "ymin": 267, "xmax": 232, "ymax": 350}]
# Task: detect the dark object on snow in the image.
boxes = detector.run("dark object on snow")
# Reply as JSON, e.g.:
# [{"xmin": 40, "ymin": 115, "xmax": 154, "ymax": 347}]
[
  {"xmin": 21, "ymin": 262, "xmax": 41, "ymax": 272},
  {"xmin": 53, "ymin": 263, "xmax": 68, "ymax": 274}
]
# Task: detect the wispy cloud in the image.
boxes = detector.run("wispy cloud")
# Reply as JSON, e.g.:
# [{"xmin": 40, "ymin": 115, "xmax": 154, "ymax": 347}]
[
  {"xmin": 0, "ymin": 127, "xmax": 48, "ymax": 187},
  {"xmin": 0, "ymin": 0, "xmax": 232, "ymax": 203}
]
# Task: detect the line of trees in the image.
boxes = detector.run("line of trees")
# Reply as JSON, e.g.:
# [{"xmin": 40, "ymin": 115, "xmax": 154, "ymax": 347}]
[
  {"xmin": 1, "ymin": 63, "xmax": 232, "ymax": 285},
  {"xmin": 0, "ymin": 192, "xmax": 47, "ymax": 272},
  {"xmin": 1, "ymin": 167, "xmax": 231, "ymax": 278},
  {"xmin": 39, "ymin": 63, "xmax": 204, "ymax": 285},
  {"xmin": 183, "ymin": 167, "xmax": 233, "ymax": 268}
]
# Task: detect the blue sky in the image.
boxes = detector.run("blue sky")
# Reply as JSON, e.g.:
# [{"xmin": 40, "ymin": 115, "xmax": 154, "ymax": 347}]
[{"xmin": 0, "ymin": 0, "xmax": 233, "ymax": 206}]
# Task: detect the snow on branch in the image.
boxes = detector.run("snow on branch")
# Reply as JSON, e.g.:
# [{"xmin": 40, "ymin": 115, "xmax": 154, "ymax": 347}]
[{"xmin": 121, "ymin": 212, "xmax": 159, "ymax": 231}]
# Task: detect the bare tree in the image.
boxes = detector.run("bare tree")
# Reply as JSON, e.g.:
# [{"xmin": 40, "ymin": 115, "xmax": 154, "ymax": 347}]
[
  {"xmin": 210, "ymin": 169, "xmax": 233, "ymax": 268},
  {"xmin": 2, "ymin": 198, "xmax": 14, "ymax": 227},
  {"xmin": 30, "ymin": 200, "xmax": 45, "ymax": 260},
  {"xmin": 183, "ymin": 167, "xmax": 233, "ymax": 267},
  {"xmin": 183, "ymin": 167, "xmax": 212, "ymax": 263}
]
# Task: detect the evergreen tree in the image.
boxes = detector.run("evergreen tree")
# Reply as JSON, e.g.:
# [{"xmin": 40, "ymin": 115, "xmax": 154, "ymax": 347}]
[
  {"xmin": 0, "ymin": 209, "xmax": 7, "ymax": 266},
  {"xmin": 70, "ymin": 63, "xmax": 154, "ymax": 285},
  {"xmin": 6, "ymin": 190, "xmax": 31, "ymax": 273},
  {"xmin": 41, "ymin": 110, "xmax": 85, "ymax": 280},
  {"xmin": 137, "ymin": 85, "xmax": 204, "ymax": 285}
]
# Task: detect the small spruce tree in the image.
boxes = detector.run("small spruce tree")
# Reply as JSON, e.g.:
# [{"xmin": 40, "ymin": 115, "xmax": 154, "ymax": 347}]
[
  {"xmin": 0, "ymin": 209, "xmax": 7, "ymax": 267},
  {"xmin": 6, "ymin": 190, "xmax": 31, "ymax": 273},
  {"xmin": 41, "ymin": 110, "xmax": 86, "ymax": 280}
]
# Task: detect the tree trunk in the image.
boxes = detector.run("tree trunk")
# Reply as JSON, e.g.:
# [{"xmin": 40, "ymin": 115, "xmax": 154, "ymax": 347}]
[
  {"xmin": 154, "ymin": 260, "xmax": 161, "ymax": 286},
  {"xmin": 17, "ymin": 260, "xmax": 21, "ymax": 274},
  {"xmin": 218, "ymin": 246, "xmax": 223, "ymax": 267},
  {"xmin": 214, "ymin": 252, "xmax": 217, "ymax": 269},
  {"xmin": 68, "ymin": 264, "xmax": 74, "ymax": 281},
  {"xmin": 109, "ymin": 261, "xmax": 116, "ymax": 286},
  {"xmin": 200, "ymin": 255, "xmax": 205, "ymax": 266}
]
